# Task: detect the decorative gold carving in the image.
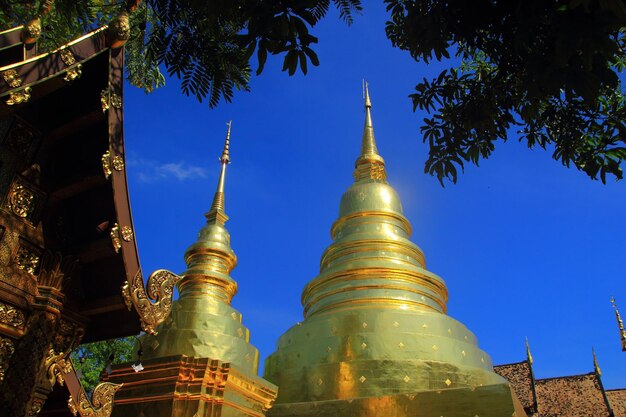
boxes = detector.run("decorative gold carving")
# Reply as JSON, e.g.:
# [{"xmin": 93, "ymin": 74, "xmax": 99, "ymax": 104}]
[
  {"xmin": 22, "ymin": 18, "xmax": 42, "ymax": 44},
  {"xmin": 110, "ymin": 93, "xmax": 122, "ymax": 109},
  {"xmin": 101, "ymin": 150, "xmax": 112, "ymax": 178},
  {"xmin": 101, "ymin": 151, "xmax": 124, "ymax": 179},
  {"xmin": 0, "ymin": 301, "xmax": 25, "ymax": 329},
  {"xmin": 100, "ymin": 90, "xmax": 109, "ymax": 113},
  {"xmin": 107, "ymin": 12, "xmax": 131, "ymax": 48},
  {"xmin": 46, "ymin": 350, "xmax": 72, "ymax": 386},
  {"xmin": 6, "ymin": 87, "xmax": 32, "ymax": 105},
  {"xmin": 4, "ymin": 69, "xmax": 21, "ymax": 88},
  {"xmin": 0, "ymin": 336, "xmax": 15, "ymax": 382},
  {"xmin": 28, "ymin": 398, "xmax": 44, "ymax": 417},
  {"xmin": 100, "ymin": 90, "xmax": 122, "ymax": 113},
  {"xmin": 60, "ymin": 49, "xmax": 82, "ymax": 82},
  {"xmin": 68, "ymin": 382, "xmax": 122, "ymax": 417},
  {"xmin": 46, "ymin": 349, "xmax": 122, "ymax": 417},
  {"xmin": 7, "ymin": 180, "xmax": 36, "ymax": 219},
  {"xmin": 3, "ymin": 70, "xmax": 31, "ymax": 105},
  {"xmin": 121, "ymin": 268, "xmax": 181, "ymax": 335},
  {"xmin": 16, "ymin": 244, "xmax": 41, "ymax": 275},
  {"xmin": 111, "ymin": 155, "xmax": 124, "ymax": 172},
  {"xmin": 120, "ymin": 226, "xmax": 133, "ymax": 242},
  {"xmin": 109, "ymin": 223, "xmax": 121, "ymax": 253}
]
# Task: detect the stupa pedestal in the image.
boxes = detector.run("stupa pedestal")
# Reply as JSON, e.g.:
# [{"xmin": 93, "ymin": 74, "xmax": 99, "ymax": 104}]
[{"xmin": 105, "ymin": 355, "xmax": 276, "ymax": 417}]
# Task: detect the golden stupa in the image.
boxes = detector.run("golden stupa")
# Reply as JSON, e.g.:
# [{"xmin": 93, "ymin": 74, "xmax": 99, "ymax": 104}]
[
  {"xmin": 106, "ymin": 123, "xmax": 278, "ymax": 417},
  {"xmin": 263, "ymin": 86, "xmax": 526, "ymax": 417}
]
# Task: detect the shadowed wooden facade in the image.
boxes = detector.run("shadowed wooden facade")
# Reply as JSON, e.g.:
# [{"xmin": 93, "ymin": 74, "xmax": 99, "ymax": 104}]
[{"xmin": 0, "ymin": 23, "xmax": 140, "ymax": 416}]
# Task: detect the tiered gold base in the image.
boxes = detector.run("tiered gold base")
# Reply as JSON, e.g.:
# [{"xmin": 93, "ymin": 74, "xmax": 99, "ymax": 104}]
[
  {"xmin": 104, "ymin": 355, "xmax": 277, "ymax": 417},
  {"xmin": 268, "ymin": 382, "xmax": 527, "ymax": 417}
]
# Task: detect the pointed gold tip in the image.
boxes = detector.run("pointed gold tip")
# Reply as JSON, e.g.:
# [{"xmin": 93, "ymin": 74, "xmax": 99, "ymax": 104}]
[
  {"xmin": 206, "ymin": 121, "xmax": 232, "ymax": 224},
  {"xmin": 220, "ymin": 121, "xmax": 232, "ymax": 164},
  {"xmin": 592, "ymin": 348, "xmax": 602, "ymax": 376},
  {"xmin": 354, "ymin": 81, "xmax": 386, "ymax": 182},
  {"xmin": 525, "ymin": 337, "xmax": 533, "ymax": 364}
]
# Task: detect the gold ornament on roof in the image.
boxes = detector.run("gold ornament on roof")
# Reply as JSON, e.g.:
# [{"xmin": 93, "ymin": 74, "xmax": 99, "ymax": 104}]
[
  {"xmin": 611, "ymin": 296, "xmax": 626, "ymax": 352},
  {"xmin": 60, "ymin": 48, "xmax": 82, "ymax": 82},
  {"xmin": 121, "ymin": 268, "xmax": 181, "ymax": 335},
  {"xmin": 109, "ymin": 223, "xmax": 121, "ymax": 253},
  {"xmin": 3, "ymin": 69, "xmax": 31, "ymax": 105},
  {"xmin": 46, "ymin": 349, "xmax": 122, "ymax": 417}
]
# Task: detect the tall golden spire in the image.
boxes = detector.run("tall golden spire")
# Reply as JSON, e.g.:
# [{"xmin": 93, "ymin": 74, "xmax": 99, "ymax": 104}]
[
  {"xmin": 611, "ymin": 297, "xmax": 626, "ymax": 352},
  {"xmin": 206, "ymin": 120, "xmax": 232, "ymax": 225},
  {"xmin": 354, "ymin": 82, "xmax": 387, "ymax": 182}
]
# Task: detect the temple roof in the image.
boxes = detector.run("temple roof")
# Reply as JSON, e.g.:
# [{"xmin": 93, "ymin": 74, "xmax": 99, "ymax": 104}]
[
  {"xmin": 494, "ymin": 360, "xmax": 536, "ymax": 412},
  {"xmin": 535, "ymin": 373, "xmax": 612, "ymax": 417},
  {"xmin": 607, "ymin": 389, "xmax": 626, "ymax": 417}
]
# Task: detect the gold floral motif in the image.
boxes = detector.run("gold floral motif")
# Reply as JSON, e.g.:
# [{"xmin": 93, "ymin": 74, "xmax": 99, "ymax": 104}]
[
  {"xmin": 0, "ymin": 336, "xmax": 15, "ymax": 382},
  {"xmin": 101, "ymin": 150, "xmax": 112, "ymax": 178},
  {"xmin": 3, "ymin": 69, "xmax": 21, "ymax": 88},
  {"xmin": 107, "ymin": 12, "xmax": 130, "ymax": 48},
  {"xmin": 16, "ymin": 245, "xmax": 40, "ymax": 275},
  {"xmin": 59, "ymin": 49, "xmax": 76, "ymax": 66},
  {"xmin": 100, "ymin": 90, "xmax": 110, "ymax": 113},
  {"xmin": 110, "ymin": 93, "xmax": 122, "ymax": 109},
  {"xmin": 109, "ymin": 223, "xmax": 121, "ymax": 253},
  {"xmin": 121, "ymin": 268, "xmax": 181, "ymax": 335},
  {"xmin": 120, "ymin": 226, "xmax": 133, "ymax": 242},
  {"xmin": 27, "ymin": 398, "xmax": 44, "ymax": 417},
  {"xmin": 0, "ymin": 301, "xmax": 25, "ymax": 329},
  {"xmin": 100, "ymin": 90, "xmax": 122, "ymax": 113},
  {"xmin": 60, "ymin": 49, "xmax": 82, "ymax": 81},
  {"xmin": 22, "ymin": 18, "xmax": 42, "ymax": 44},
  {"xmin": 111, "ymin": 155, "xmax": 124, "ymax": 172},
  {"xmin": 7, "ymin": 181, "xmax": 36, "ymax": 219},
  {"xmin": 6, "ymin": 87, "xmax": 32, "ymax": 105}
]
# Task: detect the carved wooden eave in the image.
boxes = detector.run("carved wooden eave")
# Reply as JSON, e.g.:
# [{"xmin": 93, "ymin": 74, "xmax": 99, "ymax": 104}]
[{"xmin": 0, "ymin": 25, "xmax": 141, "ymax": 342}]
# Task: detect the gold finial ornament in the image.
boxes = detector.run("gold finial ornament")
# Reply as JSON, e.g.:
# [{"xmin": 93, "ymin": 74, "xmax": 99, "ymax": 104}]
[
  {"xmin": 526, "ymin": 337, "xmax": 533, "ymax": 364},
  {"xmin": 593, "ymin": 347, "xmax": 602, "ymax": 376},
  {"xmin": 354, "ymin": 83, "xmax": 386, "ymax": 182},
  {"xmin": 611, "ymin": 296, "xmax": 626, "ymax": 352}
]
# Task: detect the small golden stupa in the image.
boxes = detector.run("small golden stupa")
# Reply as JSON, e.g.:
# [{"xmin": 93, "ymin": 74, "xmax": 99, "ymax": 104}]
[
  {"xmin": 263, "ymin": 86, "xmax": 526, "ymax": 417},
  {"xmin": 106, "ymin": 123, "xmax": 277, "ymax": 417}
]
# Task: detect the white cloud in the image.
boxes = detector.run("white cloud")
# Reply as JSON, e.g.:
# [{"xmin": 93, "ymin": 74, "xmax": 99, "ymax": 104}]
[{"xmin": 127, "ymin": 156, "xmax": 208, "ymax": 183}]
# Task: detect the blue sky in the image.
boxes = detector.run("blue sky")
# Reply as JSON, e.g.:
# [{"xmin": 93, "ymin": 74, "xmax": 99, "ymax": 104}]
[{"xmin": 123, "ymin": 3, "xmax": 626, "ymax": 388}]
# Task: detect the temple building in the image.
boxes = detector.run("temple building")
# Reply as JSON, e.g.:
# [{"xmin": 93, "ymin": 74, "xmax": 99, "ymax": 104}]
[
  {"xmin": 0, "ymin": 17, "xmax": 625, "ymax": 417},
  {"xmin": 0, "ymin": 13, "xmax": 142, "ymax": 417},
  {"xmin": 494, "ymin": 341, "xmax": 626, "ymax": 417}
]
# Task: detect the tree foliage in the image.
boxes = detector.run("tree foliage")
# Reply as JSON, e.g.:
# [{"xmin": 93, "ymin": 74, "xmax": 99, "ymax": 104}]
[
  {"xmin": 386, "ymin": 0, "xmax": 626, "ymax": 184},
  {"xmin": 0, "ymin": 1, "xmax": 362, "ymax": 106},
  {"xmin": 1, "ymin": 1, "xmax": 625, "ymax": 183},
  {"xmin": 71, "ymin": 336, "xmax": 136, "ymax": 393}
]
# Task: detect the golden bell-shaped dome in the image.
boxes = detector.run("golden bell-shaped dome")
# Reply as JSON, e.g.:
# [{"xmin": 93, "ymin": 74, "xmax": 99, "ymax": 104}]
[{"xmin": 264, "ymin": 86, "xmax": 508, "ymax": 412}]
